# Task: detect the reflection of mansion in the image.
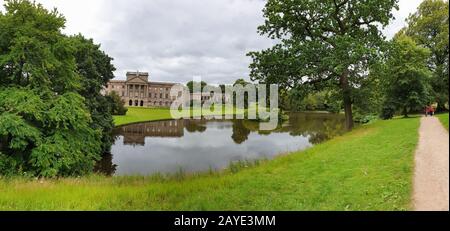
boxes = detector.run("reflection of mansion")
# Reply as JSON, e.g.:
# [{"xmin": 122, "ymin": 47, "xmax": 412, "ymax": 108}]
[
  {"xmin": 103, "ymin": 71, "xmax": 230, "ymax": 107},
  {"xmin": 118, "ymin": 120, "xmax": 184, "ymax": 145}
]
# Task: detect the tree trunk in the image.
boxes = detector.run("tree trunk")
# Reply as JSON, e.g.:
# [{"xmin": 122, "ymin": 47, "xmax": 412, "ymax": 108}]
[{"xmin": 340, "ymin": 70, "xmax": 354, "ymax": 130}]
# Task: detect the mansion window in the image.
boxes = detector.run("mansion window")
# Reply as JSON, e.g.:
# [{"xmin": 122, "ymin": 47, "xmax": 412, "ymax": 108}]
[{"xmin": 160, "ymin": 93, "xmax": 163, "ymax": 98}]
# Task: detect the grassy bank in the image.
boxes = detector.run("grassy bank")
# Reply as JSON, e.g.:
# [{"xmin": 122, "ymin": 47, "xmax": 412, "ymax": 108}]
[
  {"xmin": 114, "ymin": 106, "xmax": 244, "ymax": 126},
  {"xmin": 0, "ymin": 117, "xmax": 420, "ymax": 210},
  {"xmin": 436, "ymin": 113, "xmax": 449, "ymax": 130}
]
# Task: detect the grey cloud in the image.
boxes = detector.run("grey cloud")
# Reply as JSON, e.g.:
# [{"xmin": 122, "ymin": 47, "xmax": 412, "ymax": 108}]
[
  {"xmin": 2, "ymin": 0, "xmax": 423, "ymax": 84},
  {"xmin": 96, "ymin": 0, "xmax": 274, "ymax": 84}
]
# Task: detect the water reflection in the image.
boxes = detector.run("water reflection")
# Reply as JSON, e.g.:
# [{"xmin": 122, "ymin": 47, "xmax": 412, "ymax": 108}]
[{"xmin": 96, "ymin": 112, "xmax": 347, "ymax": 176}]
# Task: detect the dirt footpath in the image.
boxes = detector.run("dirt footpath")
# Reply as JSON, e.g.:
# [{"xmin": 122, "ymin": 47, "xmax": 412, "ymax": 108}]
[{"xmin": 413, "ymin": 116, "xmax": 449, "ymax": 211}]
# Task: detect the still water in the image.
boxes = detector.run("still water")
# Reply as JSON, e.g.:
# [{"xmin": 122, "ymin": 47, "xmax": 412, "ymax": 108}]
[{"xmin": 96, "ymin": 113, "xmax": 347, "ymax": 176}]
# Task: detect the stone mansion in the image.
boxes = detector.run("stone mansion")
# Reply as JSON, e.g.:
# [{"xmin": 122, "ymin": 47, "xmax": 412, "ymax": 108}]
[
  {"xmin": 103, "ymin": 72, "xmax": 179, "ymax": 107},
  {"xmin": 103, "ymin": 71, "xmax": 229, "ymax": 107}
]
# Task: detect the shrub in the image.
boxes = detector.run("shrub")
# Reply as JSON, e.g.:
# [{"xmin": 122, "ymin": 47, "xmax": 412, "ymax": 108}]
[
  {"xmin": 381, "ymin": 104, "xmax": 397, "ymax": 120},
  {"xmin": 107, "ymin": 91, "xmax": 128, "ymax": 115}
]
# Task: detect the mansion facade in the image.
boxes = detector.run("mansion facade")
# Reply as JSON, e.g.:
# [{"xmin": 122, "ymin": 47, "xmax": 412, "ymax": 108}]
[
  {"xmin": 103, "ymin": 71, "xmax": 231, "ymax": 108},
  {"xmin": 103, "ymin": 72, "xmax": 180, "ymax": 107}
]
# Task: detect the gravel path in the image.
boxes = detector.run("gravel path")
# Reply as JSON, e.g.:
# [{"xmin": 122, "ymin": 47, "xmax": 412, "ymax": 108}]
[{"xmin": 413, "ymin": 116, "xmax": 449, "ymax": 211}]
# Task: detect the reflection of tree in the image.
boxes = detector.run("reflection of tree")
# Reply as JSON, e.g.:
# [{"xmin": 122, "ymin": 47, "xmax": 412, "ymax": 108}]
[
  {"xmin": 229, "ymin": 113, "xmax": 346, "ymax": 145},
  {"xmin": 184, "ymin": 120, "xmax": 207, "ymax": 133},
  {"xmin": 94, "ymin": 153, "xmax": 117, "ymax": 176},
  {"xmin": 111, "ymin": 127, "xmax": 122, "ymax": 143},
  {"xmin": 231, "ymin": 120, "xmax": 251, "ymax": 144},
  {"xmin": 284, "ymin": 113, "xmax": 346, "ymax": 144}
]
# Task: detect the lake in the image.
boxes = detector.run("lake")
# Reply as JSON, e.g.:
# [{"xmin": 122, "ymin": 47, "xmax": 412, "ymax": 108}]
[{"xmin": 96, "ymin": 112, "xmax": 348, "ymax": 176}]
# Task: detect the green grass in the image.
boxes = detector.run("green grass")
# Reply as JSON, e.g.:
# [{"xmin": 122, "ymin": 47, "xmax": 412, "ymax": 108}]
[
  {"xmin": 113, "ymin": 106, "xmax": 244, "ymax": 126},
  {"xmin": 114, "ymin": 107, "xmax": 173, "ymax": 126},
  {"xmin": 0, "ymin": 117, "xmax": 420, "ymax": 211},
  {"xmin": 436, "ymin": 113, "xmax": 449, "ymax": 130}
]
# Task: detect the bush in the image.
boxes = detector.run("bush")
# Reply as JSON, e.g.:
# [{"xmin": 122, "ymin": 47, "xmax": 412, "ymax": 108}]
[
  {"xmin": 381, "ymin": 104, "xmax": 396, "ymax": 120},
  {"xmin": 353, "ymin": 113, "xmax": 379, "ymax": 124},
  {"xmin": 0, "ymin": 152, "xmax": 20, "ymax": 176},
  {"xmin": 107, "ymin": 91, "xmax": 128, "ymax": 115},
  {"xmin": 0, "ymin": 88, "xmax": 102, "ymax": 177}
]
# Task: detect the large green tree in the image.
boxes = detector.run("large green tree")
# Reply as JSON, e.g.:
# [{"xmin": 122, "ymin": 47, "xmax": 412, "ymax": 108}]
[
  {"xmin": 0, "ymin": 0, "xmax": 113, "ymax": 177},
  {"xmin": 248, "ymin": 0, "xmax": 399, "ymax": 129},
  {"xmin": 69, "ymin": 34, "xmax": 116, "ymax": 153},
  {"xmin": 381, "ymin": 35, "xmax": 432, "ymax": 118},
  {"xmin": 405, "ymin": 0, "xmax": 449, "ymax": 110}
]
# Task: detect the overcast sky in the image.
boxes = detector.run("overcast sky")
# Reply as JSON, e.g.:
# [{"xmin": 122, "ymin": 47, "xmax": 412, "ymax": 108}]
[{"xmin": 0, "ymin": 0, "xmax": 424, "ymax": 84}]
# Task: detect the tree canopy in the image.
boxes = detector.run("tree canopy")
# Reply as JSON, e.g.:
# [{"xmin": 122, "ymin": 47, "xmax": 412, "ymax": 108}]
[
  {"xmin": 248, "ymin": 0, "xmax": 399, "ymax": 129},
  {"xmin": 0, "ymin": 0, "xmax": 115, "ymax": 177},
  {"xmin": 404, "ymin": 0, "xmax": 449, "ymax": 110},
  {"xmin": 380, "ymin": 35, "xmax": 432, "ymax": 118}
]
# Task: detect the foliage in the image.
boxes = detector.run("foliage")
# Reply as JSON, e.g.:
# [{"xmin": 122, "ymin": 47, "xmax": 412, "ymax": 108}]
[
  {"xmin": 232, "ymin": 79, "xmax": 252, "ymax": 109},
  {"xmin": 69, "ymin": 34, "xmax": 116, "ymax": 153},
  {"xmin": 107, "ymin": 91, "xmax": 128, "ymax": 116},
  {"xmin": 405, "ymin": 0, "xmax": 449, "ymax": 110},
  {"xmin": 285, "ymin": 90, "xmax": 342, "ymax": 113},
  {"xmin": 381, "ymin": 102, "xmax": 397, "ymax": 120},
  {"xmin": 0, "ymin": 88, "xmax": 101, "ymax": 177},
  {"xmin": 0, "ymin": 0, "xmax": 111, "ymax": 177},
  {"xmin": 248, "ymin": 0, "xmax": 399, "ymax": 129},
  {"xmin": 186, "ymin": 81, "xmax": 207, "ymax": 93},
  {"xmin": 380, "ymin": 35, "xmax": 432, "ymax": 118}
]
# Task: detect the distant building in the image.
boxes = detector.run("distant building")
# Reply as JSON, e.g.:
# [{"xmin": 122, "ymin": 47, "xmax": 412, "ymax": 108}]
[
  {"xmin": 103, "ymin": 71, "xmax": 180, "ymax": 107},
  {"xmin": 103, "ymin": 71, "xmax": 231, "ymax": 108}
]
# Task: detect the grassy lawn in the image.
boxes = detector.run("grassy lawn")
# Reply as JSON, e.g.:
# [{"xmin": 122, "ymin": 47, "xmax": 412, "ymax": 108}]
[
  {"xmin": 114, "ymin": 106, "xmax": 244, "ymax": 126},
  {"xmin": 114, "ymin": 107, "xmax": 173, "ymax": 126},
  {"xmin": 436, "ymin": 113, "xmax": 449, "ymax": 130},
  {"xmin": 0, "ymin": 117, "xmax": 420, "ymax": 211}
]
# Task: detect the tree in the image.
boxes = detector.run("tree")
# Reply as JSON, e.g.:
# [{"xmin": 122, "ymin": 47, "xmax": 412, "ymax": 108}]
[
  {"xmin": 405, "ymin": 0, "xmax": 449, "ymax": 110},
  {"xmin": 186, "ymin": 81, "xmax": 207, "ymax": 93},
  {"xmin": 233, "ymin": 79, "xmax": 252, "ymax": 109},
  {"xmin": 248, "ymin": 0, "xmax": 399, "ymax": 130},
  {"xmin": 107, "ymin": 91, "xmax": 128, "ymax": 115},
  {"xmin": 69, "ymin": 34, "xmax": 116, "ymax": 152},
  {"xmin": 381, "ymin": 35, "xmax": 431, "ymax": 118},
  {"xmin": 0, "ymin": 0, "xmax": 110, "ymax": 177}
]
